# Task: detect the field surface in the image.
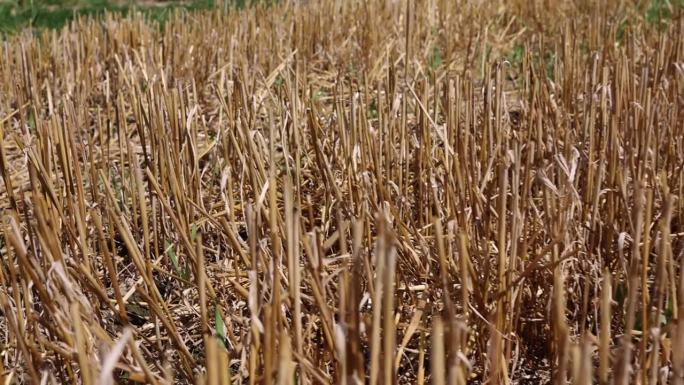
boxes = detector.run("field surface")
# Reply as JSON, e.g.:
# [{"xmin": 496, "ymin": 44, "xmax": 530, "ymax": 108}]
[{"xmin": 1, "ymin": 0, "xmax": 684, "ymax": 384}]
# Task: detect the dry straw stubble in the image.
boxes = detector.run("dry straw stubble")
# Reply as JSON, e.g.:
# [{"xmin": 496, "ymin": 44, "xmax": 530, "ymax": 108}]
[{"xmin": 1, "ymin": 0, "xmax": 684, "ymax": 384}]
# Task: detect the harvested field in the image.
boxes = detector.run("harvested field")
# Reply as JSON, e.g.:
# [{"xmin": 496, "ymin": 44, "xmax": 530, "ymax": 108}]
[{"xmin": 1, "ymin": 0, "xmax": 684, "ymax": 384}]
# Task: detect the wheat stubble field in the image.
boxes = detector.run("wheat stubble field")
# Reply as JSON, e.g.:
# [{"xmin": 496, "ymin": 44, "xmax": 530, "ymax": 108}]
[{"xmin": 1, "ymin": 0, "xmax": 683, "ymax": 384}]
